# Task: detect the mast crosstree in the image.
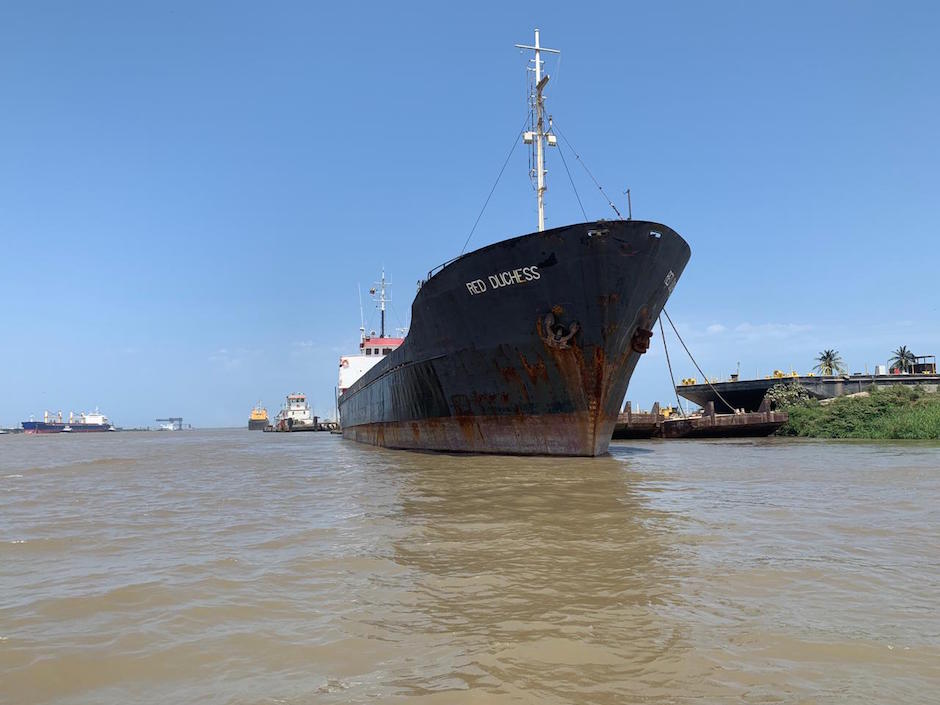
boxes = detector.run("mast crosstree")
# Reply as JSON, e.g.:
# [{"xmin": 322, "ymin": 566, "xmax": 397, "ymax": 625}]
[{"xmin": 516, "ymin": 29, "xmax": 560, "ymax": 232}]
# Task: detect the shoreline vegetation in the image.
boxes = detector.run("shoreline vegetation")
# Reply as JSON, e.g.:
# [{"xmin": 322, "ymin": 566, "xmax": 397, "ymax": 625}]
[{"xmin": 771, "ymin": 383, "xmax": 940, "ymax": 439}]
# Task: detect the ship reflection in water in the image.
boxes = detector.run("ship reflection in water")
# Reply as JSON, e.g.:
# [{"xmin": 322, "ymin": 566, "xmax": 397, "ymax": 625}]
[
  {"xmin": 379, "ymin": 450, "xmax": 693, "ymax": 699},
  {"xmin": 1, "ymin": 430, "xmax": 938, "ymax": 704}
]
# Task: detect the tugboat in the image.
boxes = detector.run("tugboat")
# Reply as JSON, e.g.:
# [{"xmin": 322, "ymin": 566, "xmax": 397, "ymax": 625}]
[
  {"xmin": 248, "ymin": 402, "xmax": 269, "ymax": 430},
  {"xmin": 336, "ymin": 30, "xmax": 690, "ymax": 456},
  {"xmin": 273, "ymin": 393, "xmax": 316, "ymax": 432}
]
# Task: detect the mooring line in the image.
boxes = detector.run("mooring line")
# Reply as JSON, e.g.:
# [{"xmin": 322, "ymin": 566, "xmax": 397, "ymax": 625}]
[
  {"xmin": 659, "ymin": 316, "xmax": 686, "ymax": 417},
  {"xmin": 662, "ymin": 308, "xmax": 737, "ymax": 413},
  {"xmin": 552, "ymin": 121, "xmax": 624, "ymax": 220},
  {"xmin": 461, "ymin": 111, "xmax": 532, "ymax": 255}
]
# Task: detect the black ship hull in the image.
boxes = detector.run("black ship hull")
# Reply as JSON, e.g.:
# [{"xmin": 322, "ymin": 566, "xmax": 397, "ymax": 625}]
[
  {"xmin": 248, "ymin": 419, "xmax": 268, "ymax": 431},
  {"xmin": 21, "ymin": 422, "xmax": 113, "ymax": 433},
  {"xmin": 339, "ymin": 220, "xmax": 690, "ymax": 456}
]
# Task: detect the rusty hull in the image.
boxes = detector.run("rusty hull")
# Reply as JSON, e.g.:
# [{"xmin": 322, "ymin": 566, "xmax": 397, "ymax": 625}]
[{"xmin": 339, "ymin": 220, "xmax": 691, "ymax": 456}]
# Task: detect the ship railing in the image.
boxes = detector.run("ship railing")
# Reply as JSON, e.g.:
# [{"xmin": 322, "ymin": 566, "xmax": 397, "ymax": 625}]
[{"xmin": 426, "ymin": 253, "xmax": 466, "ymax": 281}]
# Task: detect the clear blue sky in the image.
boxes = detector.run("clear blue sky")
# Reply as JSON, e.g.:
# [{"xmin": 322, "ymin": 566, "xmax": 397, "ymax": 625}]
[{"xmin": 2, "ymin": 1, "xmax": 938, "ymax": 427}]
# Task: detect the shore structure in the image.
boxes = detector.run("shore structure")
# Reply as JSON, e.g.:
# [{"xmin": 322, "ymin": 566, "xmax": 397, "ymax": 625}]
[{"xmin": 337, "ymin": 30, "xmax": 690, "ymax": 456}]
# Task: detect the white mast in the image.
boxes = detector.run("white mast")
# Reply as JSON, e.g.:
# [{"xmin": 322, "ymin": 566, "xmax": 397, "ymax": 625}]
[
  {"xmin": 516, "ymin": 29, "xmax": 560, "ymax": 232},
  {"xmin": 379, "ymin": 269, "xmax": 386, "ymax": 338},
  {"xmin": 357, "ymin": 284, "xmax": 365, "ymax": 342},
  {"xmin": 369, "ymin": 269, "xmax": 389, "ymax": 338}
]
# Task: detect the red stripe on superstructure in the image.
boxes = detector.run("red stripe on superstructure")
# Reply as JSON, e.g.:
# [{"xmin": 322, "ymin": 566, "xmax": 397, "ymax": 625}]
[{"xmin": 360, "ymin": 337, "xmax": 404, "ymax": 346}]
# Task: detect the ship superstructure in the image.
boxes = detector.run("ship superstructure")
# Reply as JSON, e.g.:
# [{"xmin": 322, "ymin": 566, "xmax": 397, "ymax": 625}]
[
  {"xmin": 248, "ymin": 402, "xmax": 269, "ymax": 430},
  {"xmin": 274, "ymin": 393, "xmax": 315, "ymax": 431},
  {"xmin": 336, "ymin": 30, "xmax": 690, "ymax": 456},
  {"xmin": 338, "ymin": 271, "xmax": 404, "ymax": 395}
]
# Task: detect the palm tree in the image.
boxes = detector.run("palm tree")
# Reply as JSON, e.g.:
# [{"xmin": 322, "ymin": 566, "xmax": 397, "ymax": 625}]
[
  {"xmin": 889, "ymin": 345, "xmax": 916, "ymax": 373},
  {"xmin": 813, "ymin": 349, "xmax": 845, "ymax": 376}
]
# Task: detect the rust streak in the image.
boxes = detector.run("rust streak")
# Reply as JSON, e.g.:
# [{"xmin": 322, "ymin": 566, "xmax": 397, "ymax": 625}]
[
  {"xmin": 592, "ymin": 346, "xmax": 606, "ymax": 412},
  {"xmin": 518, "ymin": 352, "xmax": 549, "ymax": 385},
  {"xmin": 455, "ymin": 415, "xmax": 480, "ymax": 443},
  {"xmin": 543, "ymin": 340, "xmax": 593, "ymax": 448},
  {"xmin": 500, "ymin": 366, "xmax": 530, "ymax": 402}
]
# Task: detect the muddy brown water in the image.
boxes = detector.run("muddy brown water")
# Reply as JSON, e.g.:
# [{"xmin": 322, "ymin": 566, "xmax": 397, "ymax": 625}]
[{"xmin": 1, "ymin": 430, "xmax": 938, "ymax": 704}]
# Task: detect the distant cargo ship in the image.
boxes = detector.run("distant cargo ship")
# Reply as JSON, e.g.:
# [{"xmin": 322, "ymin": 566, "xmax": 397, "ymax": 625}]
[
  {"xmin": 248, "ymin": 402, "xmax": 269, "ymax": 430},
  {"xmin": 22, "ymin": 410, "xmax": 115, "ymax": 434}
]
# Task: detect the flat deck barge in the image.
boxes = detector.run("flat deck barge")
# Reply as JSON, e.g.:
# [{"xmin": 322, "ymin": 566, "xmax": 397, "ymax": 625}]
[{"xmin": 612, "ymin": 402, "xmax": 787, "ymax": 439}]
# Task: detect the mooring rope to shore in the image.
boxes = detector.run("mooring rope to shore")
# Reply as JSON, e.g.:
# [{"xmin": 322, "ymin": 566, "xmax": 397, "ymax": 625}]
[
  {"xmin": 662, "ymin": 308, "xmax": 737, "ymax": 413},
  {"xmin": 659, "ymin": 316, "xmax": 687, "ymax": 417}
]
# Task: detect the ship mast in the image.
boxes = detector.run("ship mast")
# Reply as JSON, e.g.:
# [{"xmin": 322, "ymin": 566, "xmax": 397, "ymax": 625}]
[
  {"xmin": 369, "ymin": 269, "xmax": 389, "ymax": 338},
  {"xmin": 380, "ymin": 269, "xmax": 386, "ymax": 338},
  {"xmin": 516, "ymin": 29, "xmax": 560, "ymax": 232},
  {"xmin": 358, "ymin": 284, "xmax": 366, "ymax": 342}
]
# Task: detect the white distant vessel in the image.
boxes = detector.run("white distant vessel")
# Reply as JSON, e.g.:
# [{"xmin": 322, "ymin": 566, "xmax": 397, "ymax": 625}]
[{"xmin": 274, "ymin": 393, "xmax": 315, "ymax": 431}]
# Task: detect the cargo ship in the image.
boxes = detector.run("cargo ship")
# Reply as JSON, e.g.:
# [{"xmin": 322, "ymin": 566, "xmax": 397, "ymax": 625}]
[
  {"xmin": 22, "ymin": 409, "xmax": 115, "ymax": 434},
  {"xmin": 336, "ymin": 30, "xmax": 690, "ymax": 456},
  {"xmin": 248, "ymin": 402, "xmax": 269, "ymax": 430}
]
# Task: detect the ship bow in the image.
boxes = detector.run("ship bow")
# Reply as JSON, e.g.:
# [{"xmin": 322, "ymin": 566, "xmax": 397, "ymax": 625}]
[{"xmin": 340, "ymin": 220, "xmax": 690, "ymax": 456}]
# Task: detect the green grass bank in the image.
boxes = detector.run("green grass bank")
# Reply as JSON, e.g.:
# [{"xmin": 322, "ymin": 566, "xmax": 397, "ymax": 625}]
[{"xmin": 775, "ymin": 384, "xmax": 940, "ymax": 439}]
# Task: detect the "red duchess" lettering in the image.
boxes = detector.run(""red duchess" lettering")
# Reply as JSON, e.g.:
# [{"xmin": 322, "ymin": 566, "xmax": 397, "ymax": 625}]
[{"xmin": 465, "ymin": 265, "xmax": 540, "ymax": 296}]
